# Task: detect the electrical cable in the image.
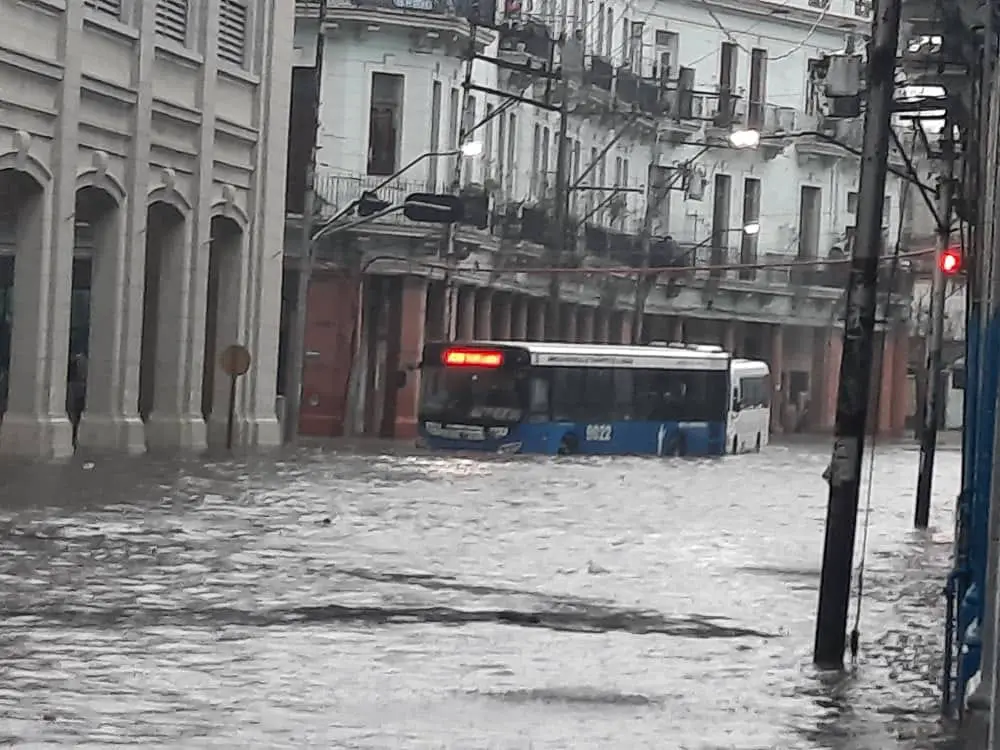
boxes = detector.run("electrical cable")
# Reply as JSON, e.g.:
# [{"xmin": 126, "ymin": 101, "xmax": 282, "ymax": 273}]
[{"xmin": 694, "ymin": 0, "xmax": 830, "ymax": 62}]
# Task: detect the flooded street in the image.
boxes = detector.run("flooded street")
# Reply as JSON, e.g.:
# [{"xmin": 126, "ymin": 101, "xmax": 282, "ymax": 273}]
[{"xmin": 0, "ymin": 440, "xmax": 966, "ymax": 748}]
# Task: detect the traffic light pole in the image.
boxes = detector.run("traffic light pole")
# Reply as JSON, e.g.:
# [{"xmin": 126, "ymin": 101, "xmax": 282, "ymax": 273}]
[
  {"xmin": 914, "ymin": 128, "xmax": 955, "ymax": 528},
  {"xmin": 282, "ymin": 0, "xmax": 328, "ymax": 444},
  {"xmin": 443, "ymin": 40, "xmax": 477, "ymax": 339},
  {"xmin": 813, "ymin": 0, "xmax": 902, "ymax": 669}
]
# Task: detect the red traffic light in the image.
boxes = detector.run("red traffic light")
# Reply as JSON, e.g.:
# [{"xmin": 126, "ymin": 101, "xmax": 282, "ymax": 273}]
[{"xmin": 939, "ymin": 248, "xmax": 962, "ymax": 275}]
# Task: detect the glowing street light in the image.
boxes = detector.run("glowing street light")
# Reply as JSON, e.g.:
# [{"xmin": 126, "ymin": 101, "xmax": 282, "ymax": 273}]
[
  {"xmin": 460, "ymin": 140, "xmax": 483, "ymax": 157},
  {"xmin": 728, "ymin": 129, "xmax": 761, "ymax": 149}
]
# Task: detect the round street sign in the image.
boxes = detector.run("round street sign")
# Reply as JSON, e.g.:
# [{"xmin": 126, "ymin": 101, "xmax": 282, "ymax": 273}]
[{"xmin": 220, "ymin": 344, "xmax": 252, "ymax": 376}]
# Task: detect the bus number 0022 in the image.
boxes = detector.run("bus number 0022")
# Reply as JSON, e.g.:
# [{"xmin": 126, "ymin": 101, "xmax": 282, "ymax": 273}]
[{"xmin": 585, "ymin": 424, "xmax": 613, "ymax": 441}]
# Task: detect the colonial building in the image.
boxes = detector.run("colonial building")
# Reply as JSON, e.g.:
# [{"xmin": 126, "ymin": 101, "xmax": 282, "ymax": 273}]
[
  {"xmin": 286, "ymin": 0, "xmax": 914, "ymax": 441},
  {"xmin": 0, "ymin": 0, "xmax": 293, "ymax": 458}
]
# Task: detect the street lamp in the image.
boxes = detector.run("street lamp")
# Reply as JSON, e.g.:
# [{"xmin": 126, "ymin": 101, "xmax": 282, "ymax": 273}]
[
  {"xmin": 460, "ymin": 140, "xmax": 484, "ymax": 157},
  {"xmin": 728, "ymin": 129, "xmax": 761, "ymax": 149}
]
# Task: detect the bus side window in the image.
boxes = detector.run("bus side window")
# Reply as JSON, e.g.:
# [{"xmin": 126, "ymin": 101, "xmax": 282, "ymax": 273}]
[
  {"xmin": 551, "ymin": 367, "xmax": 586, "ymax": 421},
  {"xmin": 528, "ymin": 375, "xmax": 550, "ymax": 422},
  {"xmin": 613, "ymin": 369, "xmax": 634, "ymax": 420}
]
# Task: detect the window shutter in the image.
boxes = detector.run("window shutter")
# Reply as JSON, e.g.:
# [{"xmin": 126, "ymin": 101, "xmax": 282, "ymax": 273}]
[
  {"xmin": 155, "ymin": 0, "xmax": 189, "ymax": 44},
  {"xmin": 83, "ymin": 0, "xmax": 122, "ymax": 17},
  {"xmin": 219, "ymin": 0, "xmax": 249, "ymax": 66}
]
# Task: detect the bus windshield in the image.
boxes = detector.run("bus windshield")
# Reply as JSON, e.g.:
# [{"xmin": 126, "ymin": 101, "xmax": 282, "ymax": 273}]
[{"xmin": 419, "ymin": 366, "xmax": 526, "ymax": 424}]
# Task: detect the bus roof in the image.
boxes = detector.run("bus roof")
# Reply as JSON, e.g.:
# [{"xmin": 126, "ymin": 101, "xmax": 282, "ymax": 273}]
[{"xmin": 453, "ymin": 341, "xmax": 731, "ymax": 371}]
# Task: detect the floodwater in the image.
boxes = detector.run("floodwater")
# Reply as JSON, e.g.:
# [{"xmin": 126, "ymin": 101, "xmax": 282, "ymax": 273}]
[{"xmin": 0, "ymin": 439, "xmax": 970, "ymax": 748}]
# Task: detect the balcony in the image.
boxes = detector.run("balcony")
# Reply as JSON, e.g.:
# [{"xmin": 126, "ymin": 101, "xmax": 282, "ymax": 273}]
[
  {"xmin": 313, "ymin": 171, "xmax": 428, "ymax": 228},
  {"xmin": 497, "ymin": 18, "xmax": 553, "ymax": 68},
  {"xmin": 581, "ymin": 223, "xmax": 641, "ymax": 265},
  {"xmin": 657, "ymin": 89, "xmax": 702, "ymax": 142},
  {"xmin": 794, "ymin": 113, "xmax": 854, "ymax": 163},
  {"xmin": 581, "ymin": 55, "xmax": 614, "ymax": 104},
  {"xmin": 295, "ymin": 0, "xmax": 490, "ymax": 45},
  {"xmin": 756, "ymin": 104, "xmax": 797, "ymax": 157}
]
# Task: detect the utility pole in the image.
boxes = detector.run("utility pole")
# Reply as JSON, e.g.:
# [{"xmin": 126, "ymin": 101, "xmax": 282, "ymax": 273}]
[
  {"xmin": 547, "ymin": 33, "xmax": 571, "ymax": 340},
  {"xmin": 914, "ymin": 125, "xmax": 955, "ymax": 528},
  {"xmin": 630, "ymin": 144, "xmax": 668, "ymax": 344},
  {"xmin": 813, "ymin": 0, "xmax": 902, "ymax": 669},
  {"xmin": 282, "ymin": 0, "xmax": 328, "ymax": 444}
]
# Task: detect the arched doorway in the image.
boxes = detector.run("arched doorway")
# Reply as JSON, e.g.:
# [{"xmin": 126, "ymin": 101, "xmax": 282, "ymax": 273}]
[
  {"xmin": 139, "ymin": 202, "xmax": 186, "ymax": 427},
  {"xmin": 70, "ymin": 186, "xmax": 120, "ymax": 447},
  {"xmin": 201, "ymin": 215, "xmax": 243, "ymax": 445},
  {"xmin": 0, "ymin": 168, "xmax": 45, "ymax": 424}
]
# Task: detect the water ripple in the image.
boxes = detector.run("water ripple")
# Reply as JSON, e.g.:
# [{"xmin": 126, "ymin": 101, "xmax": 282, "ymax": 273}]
[{"xmin": 0, "ymin": 440, "xmax": 965, "ymax": 748}]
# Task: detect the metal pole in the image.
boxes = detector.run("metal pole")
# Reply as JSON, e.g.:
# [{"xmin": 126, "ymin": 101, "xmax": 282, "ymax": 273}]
[
  {"xmin": 915, "ymin": 127, "xmax": 955, "ymax": 528},
  {"xmin": 442, "ymin": 35, "xmax": 476, "ymax": 340},
  {"xmin": 281, "ymin": 0, "xmax": 328, "ymax": 444},
  {"xmin": 813, "ymin": 0, "xmax": 902, "ymax": 669}
]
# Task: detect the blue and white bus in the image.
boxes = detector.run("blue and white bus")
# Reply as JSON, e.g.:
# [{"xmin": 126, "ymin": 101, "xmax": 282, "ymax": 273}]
[{"xmin": 417, "ymin": 341, "xmax": 732, "ymax": 456}]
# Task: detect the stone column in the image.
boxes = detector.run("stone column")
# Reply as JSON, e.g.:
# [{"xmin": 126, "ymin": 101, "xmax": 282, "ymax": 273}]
[
  {"xmin": 617, "ymin": 311, "xmax": 631, "ymax": 343},
  {"xmin": 424, "ymin": 281, "xmax": 448, "ymax": 342},
  {"xmin": 891, "ymin": 326, "xmax": 910, "ymax": 435},
  {"xmin": 393, "ymin": 277, "xmax": 427, "ymax": 438},
  {"xmin": 205, "ymin": 224, "xmax": 249, "ymax": 448},
  {"xmin": 77, "ymin": 195, "xmax": 146, "ymax": 453},
  {"xmin": 596, "ymin": 309, "xmax": 611, "ymax": 343},
  {"xmin": 474, "ymin": 288, "xmax": 493, "ymax": 340},
  {"xmin": 528, "ymin": 298, "xmax": 546, "ymax": 340},
  {"xmin": 494, "ymin": 293, "xmax": 512, "ymax": 340},
  {"xmin": 724, "ymin": 320, "xmax": 739, "ymax": 355},
  {"xmin": 0, "ymin": 18, "xmax": 88, "ymax": 457},
  {"xmin": 562, "ymin": 303, "xmax": 578, "ymax": 342},
  {"xmin": 511, "ymin": 296, "xmax": 528, "ymax": 340},
  {"xmin": 673, "ymin": 317, "xmax": 685, "ymax": 342},
  {"xmin": 876, "ymin": 331, "xmax": 895, "ymax": 436},
  {"xmin": 578, "ymin": 306, "xmax": 595, "ymax": 343},
  {"xmin": 457, "ymin": 287, "xmax": 475, "ymax": 340},
  {"xmin": 770, "ymin": 324, "xmax": 784, "ymax": 434},
  {"xmin": 819, "ymin": 329, "xmax": 843, "ymax": 431}
]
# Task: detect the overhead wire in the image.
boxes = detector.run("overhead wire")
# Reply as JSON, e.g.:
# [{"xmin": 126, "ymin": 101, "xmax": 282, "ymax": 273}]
[{"xmin": 694, "ymin": 0, "xmax": 831, "ymax": 62}]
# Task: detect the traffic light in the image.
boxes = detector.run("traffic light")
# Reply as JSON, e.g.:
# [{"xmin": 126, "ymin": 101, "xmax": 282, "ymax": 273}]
[
  {"xmin": 939, "ymin": 247, "xmax": 962, "ymax": 275},
  {"xmin": 357, "ymin": 190, "xmax": 391, "ymax": 217},
  {"xmin": 402, "ymin": 193, "xmax": 464, "ymax": 224}
]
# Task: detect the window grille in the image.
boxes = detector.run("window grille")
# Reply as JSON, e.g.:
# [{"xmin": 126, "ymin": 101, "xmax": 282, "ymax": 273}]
[
  {"xmin": 155, "ymin": 0, "xmax": 189, "ymax": 44},
  {"xmin": 219, "ymin": 0, "xmax": 249, "ymax": 67}
]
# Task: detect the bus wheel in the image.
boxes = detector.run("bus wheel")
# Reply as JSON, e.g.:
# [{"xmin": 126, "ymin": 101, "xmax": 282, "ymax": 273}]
[
  {"xmin": 754, "ymin": 434, "xmax": 762, "ymax": 452},
  {"xmin": 558, "ymin": 433, "xmax": 578, "ymax": 455},
  {"xmin": 731, "ymin": 437, "xmax": 739, "ymax": 455}
]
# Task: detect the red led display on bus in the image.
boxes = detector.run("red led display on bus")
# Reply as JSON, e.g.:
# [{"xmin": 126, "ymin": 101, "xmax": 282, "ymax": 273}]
[{"xmin": 442, "ymin": 348, "xmax": 503, "ymax": 367}]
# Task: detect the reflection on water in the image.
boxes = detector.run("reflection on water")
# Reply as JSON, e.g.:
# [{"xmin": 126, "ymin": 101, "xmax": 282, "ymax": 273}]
[{"xmin": 0, "ymin": 441, "xmax": 966, "ymax": 748}]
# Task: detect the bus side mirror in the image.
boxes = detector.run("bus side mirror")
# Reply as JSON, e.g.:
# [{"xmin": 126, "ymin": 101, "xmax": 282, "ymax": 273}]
[
  {"xmin": 732, "ymin": 396, "xmax": 741, "ymax": 412},
  {"xmin": 395, "ymin": 370, "xmax": 408, "ymax": 389}
]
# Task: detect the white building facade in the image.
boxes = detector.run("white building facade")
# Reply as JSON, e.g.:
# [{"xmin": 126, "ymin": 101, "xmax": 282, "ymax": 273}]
[
  {"xmin": 301, "ymin": 0, "xmax": 903, "ymax": 262},
  {"xmin": 0, "ymin": 0, "xmax": 293, "ymax": 458}
]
